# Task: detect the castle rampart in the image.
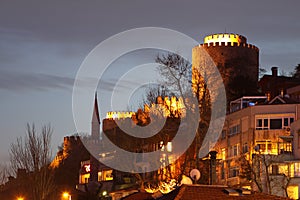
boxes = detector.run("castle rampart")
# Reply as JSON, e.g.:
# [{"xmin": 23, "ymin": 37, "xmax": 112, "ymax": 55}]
[
  {"xmin": 193, "ymin": 33, "xmax": 259, "ymax": 104},
  {"xmin": 106, "ymin": 111, "xmax": 136, "ymax": 120}
]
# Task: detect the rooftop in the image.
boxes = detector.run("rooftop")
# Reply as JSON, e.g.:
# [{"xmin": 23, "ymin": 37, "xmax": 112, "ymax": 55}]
[{"xmin": 122, "ymin": 184, "xmax": 290, "ymax": 200}]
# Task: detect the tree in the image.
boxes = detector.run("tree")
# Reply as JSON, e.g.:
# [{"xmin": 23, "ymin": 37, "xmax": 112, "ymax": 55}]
[
  {"xmin": 238, "ymin": 153, "xmax": 292, "ymax": 196},
  {"xmin": 0, "ymin": 163, "xmax": 9, "ymax": 185},
  {"xmin": 292, "ymin": 64, "xmax": 300, "ymax": 78},
  {"xmin": 155, "ymin": 52, "xmax": 213, "ymax": 184},
  {"xmin": 156, "ymin": 53, "xmax": 191, "ymax": 99},
  {"xmin": 9, "ymin": 123, "xmax": 56, "ymax": 200},
  {"xmin": 259, "ymin": 68, "xmax": 267, "ymax": 78},
  {"xmin": 141, "ymin": 85, "xmax": 171, "ymax": 107}
]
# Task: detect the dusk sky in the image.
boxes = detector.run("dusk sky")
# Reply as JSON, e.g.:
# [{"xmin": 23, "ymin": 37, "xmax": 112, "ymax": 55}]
[{"xmin": 1, "ymin": 0, "xmax": 300, "ymax": 163}]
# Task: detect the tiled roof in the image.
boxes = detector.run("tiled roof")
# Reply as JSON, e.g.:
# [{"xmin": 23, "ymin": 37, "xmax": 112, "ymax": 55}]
[{"xmin": 122, "ymin": 185, "xmax": 290, "ymax": 200}]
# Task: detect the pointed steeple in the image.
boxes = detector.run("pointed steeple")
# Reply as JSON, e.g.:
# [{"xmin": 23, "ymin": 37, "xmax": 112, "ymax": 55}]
[{"xmin": 91, "ymin": 92, "xmax": 100, "ymax": 139}]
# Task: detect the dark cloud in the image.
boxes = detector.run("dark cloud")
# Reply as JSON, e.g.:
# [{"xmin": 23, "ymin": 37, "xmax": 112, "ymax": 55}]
[
  {"xmin": 0, "ymin": 68, "xmax": 140, "ymax": 93},
  {"xmin": 76, "ymin": 77, "xmax": 141, "ymax": 92},
  {"xmin": 0, "ymin": 70, "xmax": 74, "ymax": 91},
  {"xmin": 0, "ymin": 0, "xmax": 299, "ymax": 71}
]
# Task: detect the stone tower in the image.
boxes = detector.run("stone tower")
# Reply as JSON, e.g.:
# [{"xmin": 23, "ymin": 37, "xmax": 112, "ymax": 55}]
[{"xmin": 192, "ymin": 33, "xmax": 259, "ymax": 104}]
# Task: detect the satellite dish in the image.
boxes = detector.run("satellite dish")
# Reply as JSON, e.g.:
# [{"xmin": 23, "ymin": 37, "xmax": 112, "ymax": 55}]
[{"xmin": 190, "ymin": 169, "xmax": 201, "ymax": 182}]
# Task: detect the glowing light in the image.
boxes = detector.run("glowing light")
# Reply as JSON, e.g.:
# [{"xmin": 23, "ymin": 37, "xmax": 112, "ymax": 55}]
[
  {"xmin": 17, "ymin": 197, "xmax": 24, "ymax": 200},
  {"xmin": 166, "ymin": 142, "xmax": 172, "ymax": 152},
  {"xmin": 287, "ymin": 185, "xmax": 298, "ymax": 199},
  {"xmin": 149, "ymin": 96, "xmax": 185, "ymax": 118},
  {"xmin": 106, "ymin": 96, "xmax": 185, "ymax": 120},
  {"xmin": 145, "ymin": 185, "xmax": 159, "ymax": 194},
  {"xmin": 102, "ymin": 191, "xmax": 108, "ymax": 196},
  {"xmin": 204, "ymin": 33, "xmax": 245, "ymax": 45},
  {"xmin": 83, "ymin": 164, "xmax": 91, "ymax": 173},
  {"xmin": 106, "ymin": 111, "xmax": 135, "ymax": 119},
  {"xmin": 62, "ymin": 192, "xmax": 71, "ymax": 200},
  {"xmin": 145, "ymin": 179, "xmax": 177, "ymax": 194}
]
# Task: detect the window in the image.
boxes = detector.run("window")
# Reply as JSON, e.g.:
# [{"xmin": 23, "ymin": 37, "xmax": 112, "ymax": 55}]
[
  {"xmin": 259, "ymin": 143, "xmax": 271, "ymax": 152},
  {"xmin": 221, "ymin": 148, "xmax": 226, "ymax": 160},
  {"xmin": 272, "ymin": 165, "xmax": 279, "ymax": 175},
  {"xmin": 242, "ymin": 143, "xmax": 248, "ymax": 153},
  {"xmin": 221, "ymin": 162, "xmax": 225, "ymax": 179},
  {"xmin": 98, "ymin": 170, "xmax": 113, "ymax": 181},
  {"xmin": 279, "ymin": 142, "xmax": 292, "ymax": 153},
  {"xmin": 284, "ymin": 118, "xmax": 289, "ymax": 126},
  {"xmin": 229, "ymin": 125, "xmax": 240, "ymax": 136},
  {"xmin": 270, "ymin": 119, "xmax": 282, "ymax": 129},
  {"xmin": 229, "ymin": 167, "xmax": 239, "ymax": 178},
  {"xmin": 229, "ymin": 144, "xmax": 239, "ymax": 157},
  {"xmin": 256, "ymin": 119, "xmax": 268, "ymax": 130},
  {"xmin": 221, "ymin": 130, "xmax": 226, "ymax": 139},
  {"xmin": 256, "ymin": 116, "xmax": 295, "ymax": 130},
  {"xmin": 294, "ymin": 163, "xmax": 300, "ymax": 177},
  {"xmin": 255, "ymin": 141, "xmax": 275, "ymax": 154},
  {"xmin": 287, "ymin": 185, "xmax": 299, "ymax": 200},
  {"xmin": 278, "ymin": 164, "xmax": 289, "ymax": 176},
  {"xmin": 80, "ymin": 174, "xmax": 90, "ymax": 184}
]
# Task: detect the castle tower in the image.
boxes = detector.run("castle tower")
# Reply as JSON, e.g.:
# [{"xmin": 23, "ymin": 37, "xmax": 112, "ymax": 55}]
[
  {"xmin": 192, "ymin": 33, "xmax": 259, "ymax": 104},
  {"xmin": 91, "ymin": 92, "xmax": 100, "ymax": 139}
]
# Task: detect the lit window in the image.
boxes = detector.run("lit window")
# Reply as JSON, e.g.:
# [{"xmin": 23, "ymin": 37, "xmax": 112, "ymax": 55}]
[
  {"xmin": 294, "ymin": 163, "xmax": 300, "ymax": 177},
  {"xmin": 221, "ymin": 148, "xmax": 226, "ymax": 160},
  {"xmin": 80, "ymin": 173, "xmax": 90, "ymax": 184},
  {"xmin": 287, "ymin": 185, "xmax": 299, "ymax": 200},
  {"xmin": 104, "ymin": 170, "xmax": 113, "ymax": 181},
  {"xmin": 166, "ymin": 142, "xmax": 172, "ymax": 152},
  {"xmin": 278, "ymin": 164, "xmax": 289, "ymax": 176}
]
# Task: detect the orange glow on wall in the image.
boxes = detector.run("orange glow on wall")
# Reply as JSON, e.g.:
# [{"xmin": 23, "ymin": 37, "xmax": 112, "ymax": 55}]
[{"xmin": 105, "ymin": 96, "xmax": 185, "ymax": 120}]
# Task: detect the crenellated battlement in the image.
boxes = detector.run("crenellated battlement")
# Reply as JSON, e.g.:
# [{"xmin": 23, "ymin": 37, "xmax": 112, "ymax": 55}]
[
  {"xmin": 204, "ymin": 33, "xmax": 247, "ymax": 44},
  {"xmin": 106, "ymin": 111, "xmax": 136, "ymax": 120},
  {"xmin": 51, "ymin": 135, "xmax": 82, "ymax": 168},
  {"xmin": 199, "ymin": 42, "xmax": 259, "ymax": 52},
  {"xmin": 64, "ymin": 135, "xmax": 81, "ymax": 142}
]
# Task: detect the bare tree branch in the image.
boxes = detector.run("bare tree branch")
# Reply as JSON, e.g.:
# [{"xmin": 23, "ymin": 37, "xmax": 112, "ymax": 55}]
[{"xmin": 8, "ymin": 123, "xmax": 56, "ymax": 200}]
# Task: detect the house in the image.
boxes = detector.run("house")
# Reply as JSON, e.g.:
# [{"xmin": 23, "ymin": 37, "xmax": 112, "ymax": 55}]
[{"xmin": 259, "ymin": 67, "xmax": 300, "ymax": 100}]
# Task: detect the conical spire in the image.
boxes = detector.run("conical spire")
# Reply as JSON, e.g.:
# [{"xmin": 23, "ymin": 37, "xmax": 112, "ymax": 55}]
[
  {"xmin": 92, "ymin": 92, "xmax": 100, "ymax": 124},
  {"xmin": 91, "ymin": 92, "xmax": 100, "ymax": 139}
]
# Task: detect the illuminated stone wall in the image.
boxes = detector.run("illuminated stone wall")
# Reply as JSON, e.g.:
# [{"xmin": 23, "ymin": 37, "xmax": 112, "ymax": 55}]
[{"xmin": 193, "ymin": 33, "xmax": 259, "ymax": 103}]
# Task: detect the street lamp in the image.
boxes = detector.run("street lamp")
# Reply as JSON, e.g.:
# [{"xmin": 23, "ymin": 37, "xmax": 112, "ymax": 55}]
[{"xmin": 62, "ymin": 192, "xmax": 71, "ymax": 200}]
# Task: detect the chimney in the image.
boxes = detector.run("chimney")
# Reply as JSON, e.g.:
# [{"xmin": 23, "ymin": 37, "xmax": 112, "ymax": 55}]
[{"xmin": 271, "ymin": 67, "xmax": 278, "ymax": 77}]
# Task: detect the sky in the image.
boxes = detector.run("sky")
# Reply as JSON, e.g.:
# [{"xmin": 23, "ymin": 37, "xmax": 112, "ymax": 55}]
[{"xmin": 0, "ymin": 0, "xmax": 300, "ymax": 163}]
